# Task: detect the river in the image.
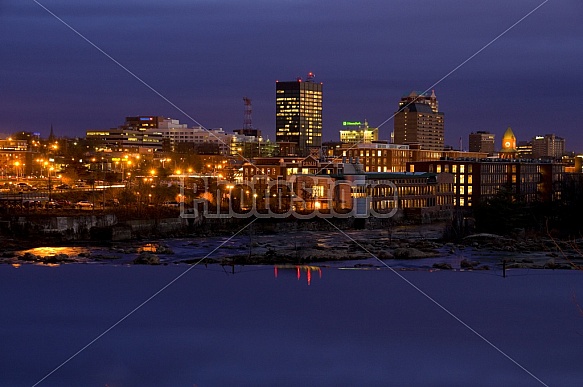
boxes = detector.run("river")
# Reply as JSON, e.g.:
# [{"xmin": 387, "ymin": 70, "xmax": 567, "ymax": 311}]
[{"xmin": 1, "ymin": 264, "xmax": 582, "ymax": 386}]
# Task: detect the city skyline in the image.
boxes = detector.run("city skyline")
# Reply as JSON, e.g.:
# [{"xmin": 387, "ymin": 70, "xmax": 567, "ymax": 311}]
[{"xmin": 1, "ymin": 1, "xmax": 582, "ymax": 149}]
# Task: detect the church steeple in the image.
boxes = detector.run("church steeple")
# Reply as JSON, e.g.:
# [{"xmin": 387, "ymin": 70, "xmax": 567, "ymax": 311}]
[{"xmin": 48, "ymin": 124, "xmax": 55, "ymax": 142}]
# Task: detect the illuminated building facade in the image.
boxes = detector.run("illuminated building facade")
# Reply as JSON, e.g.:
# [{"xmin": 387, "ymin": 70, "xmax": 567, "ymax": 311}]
[
  {"xmin": 343, "ymin": 143, "xmax": 487, "ymax": 173},
  {"xmin": 516, "ymin": 141, "xmax": 533, "ymax": 158},
  {"xmin": 408, "ymin": 159, "xmax": 564, "ymax": 207},
  {"xmin": 499, "ymin": 126, "xmax": 517, "ymax": 159},
  {"xmin": 127, "ymin": 117, "xmax": 234, "ymax": 154},
  {"xmin": 275, "ymin": 73, "xmax": 323, "ymax": 156},
  {"xmin": 86, "ymin": 128, "xmax": 163, "ymax": 153},
  {"xmin": 393, "ymin": 90, "xmax": 444, "ymax": 150},
  {"xmin": 240, "ymin": 156, "xmax": 454, "ymax": 218},
  {"xmin": 339, "ymin": 120, "xmax": 378, "ymax": 145}
]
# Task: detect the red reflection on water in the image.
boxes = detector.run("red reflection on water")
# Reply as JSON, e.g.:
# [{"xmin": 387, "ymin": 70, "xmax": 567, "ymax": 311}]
[{"xmin": 274, "ymin": 265, "xmax": 322, "ymax": 285}]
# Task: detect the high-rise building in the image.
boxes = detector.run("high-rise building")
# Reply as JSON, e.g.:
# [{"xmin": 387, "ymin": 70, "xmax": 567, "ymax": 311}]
[
  {"xmin": 532, "ymin": 134, "xmax": 565, "ymax": 159},
  {"xmin": 393, "ymin": 90, "xmax": 444, "ymax": 150},
  {"xmin": 469, "ymin": 131, "xmax": 495, "ymax": 155},
  {"xmin": 275, "ymin": 72, "xmax": 323, "ymax": 156}
]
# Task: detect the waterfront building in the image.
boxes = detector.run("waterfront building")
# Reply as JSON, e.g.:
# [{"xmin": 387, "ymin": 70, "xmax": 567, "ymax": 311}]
[
  {"xmin": 275, "ymin": 73, "xmax": 323, "ymax": 156},
  {"xmin": 408, "ymin": 159, "xmax": 564, "ymax": 207},
  {"xmin": 469, "ymin": 131, "xmax": 495, "ymax": 156},
  {"xmin": 337, "ymin": 171, "xmax": 453, "ymax": 220},
  {"xmin": 239, "ymin": 156, "xmax": 454, "ymax": 219},
  {"xmin": 393, "ymin": 90, "xmax": 444, "ymax": 150}
]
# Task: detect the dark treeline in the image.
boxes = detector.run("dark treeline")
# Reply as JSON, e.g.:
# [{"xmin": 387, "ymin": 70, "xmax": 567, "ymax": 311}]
[{"xmin": 473, "ymin": 177, "xmax": 583, "ymax": 239}]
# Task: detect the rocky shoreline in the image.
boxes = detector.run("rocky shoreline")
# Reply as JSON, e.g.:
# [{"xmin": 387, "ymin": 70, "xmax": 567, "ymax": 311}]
[{"xmin": 2, "ymin": 224, "xmax": 582, "ymax": 271}]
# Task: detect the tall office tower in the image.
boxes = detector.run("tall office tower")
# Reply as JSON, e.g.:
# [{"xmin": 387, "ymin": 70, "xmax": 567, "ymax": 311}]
[
  {"xmin": 469, "ymin": 131, "xmax": 495, "ymax": 155},
  {"xmin": 275, "ymin": 72, "xmax": 323, "ymax": 156},
  {"xmin": 393, "ymin": 90, "xmax": 444, "ymax": 150}
]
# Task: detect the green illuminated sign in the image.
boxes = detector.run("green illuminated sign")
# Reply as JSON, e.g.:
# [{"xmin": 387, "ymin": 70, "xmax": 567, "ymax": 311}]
[{"xmin": 342, "ymin": 121, "xmax": 362, "ymax": 126}]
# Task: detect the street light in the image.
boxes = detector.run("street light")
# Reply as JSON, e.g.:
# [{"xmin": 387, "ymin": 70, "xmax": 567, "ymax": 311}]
[
  {"xmin": 14, "ymin": 161, "xmax": 20, "ymax": 178},
  {"xmin": 48, "ymin": 167, "xmax": 54, "ymax": 201}
]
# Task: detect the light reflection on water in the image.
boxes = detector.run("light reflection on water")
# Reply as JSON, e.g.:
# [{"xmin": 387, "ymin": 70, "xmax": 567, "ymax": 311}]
[
  {"xmin": 18, "ymin": 246, "xmax": 90, "ymax": 257},
  {"xmin": 274, "ymin": 265, "xmax": 322, "ymax": 285},
  {"xmin": 139, "ymin": 243, "xmax": 157, "ymax": 253}
]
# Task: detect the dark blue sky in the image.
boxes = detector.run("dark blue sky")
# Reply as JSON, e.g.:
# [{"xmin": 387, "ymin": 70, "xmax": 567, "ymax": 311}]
[{"xmin": 1, "ymin": 1, "xmax": 582, "ymax": 150}]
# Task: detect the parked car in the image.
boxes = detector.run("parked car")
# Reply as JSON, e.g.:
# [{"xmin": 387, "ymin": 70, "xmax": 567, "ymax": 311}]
[
  {"xmin": 76, "ymin": 200, "xmax": 94, "ymax": 208},
  {"xmin": 15, "ymin": 182, "xmax": 34, "ymax": 191},
  {"xmin": 56, "ymin": 184, "xmax": 71, "ymax": 190},
  {"xmin": 162, "ymin": 201, "xmax": 180, "ymax": 207},
  {"xmin": 56, "ymin": 200, "xmax": 72, "ymax": 208},
  {"xmin": 45, "ymin": 200, "xmax": 62, "ymax": 209},
  {"xmin": 22, "ymin": 200, "xmax": 42, "ymax": 208}
]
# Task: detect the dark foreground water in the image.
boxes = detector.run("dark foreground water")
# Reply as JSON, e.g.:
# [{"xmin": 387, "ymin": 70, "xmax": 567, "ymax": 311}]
[{"xmin": 1, "ymin": 264, "xmax": 582, "ymax": 386}]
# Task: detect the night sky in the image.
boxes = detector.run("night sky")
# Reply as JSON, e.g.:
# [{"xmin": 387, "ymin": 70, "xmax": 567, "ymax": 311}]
[{"xmin": 1, "ymin": 1, "xmax": 582, "ymax": 150}]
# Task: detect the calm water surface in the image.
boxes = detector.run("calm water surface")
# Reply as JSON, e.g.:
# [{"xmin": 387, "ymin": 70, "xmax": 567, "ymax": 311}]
[{"xmin": 1, "ymin": 264, "xmax": 582, "ymax": 386}]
